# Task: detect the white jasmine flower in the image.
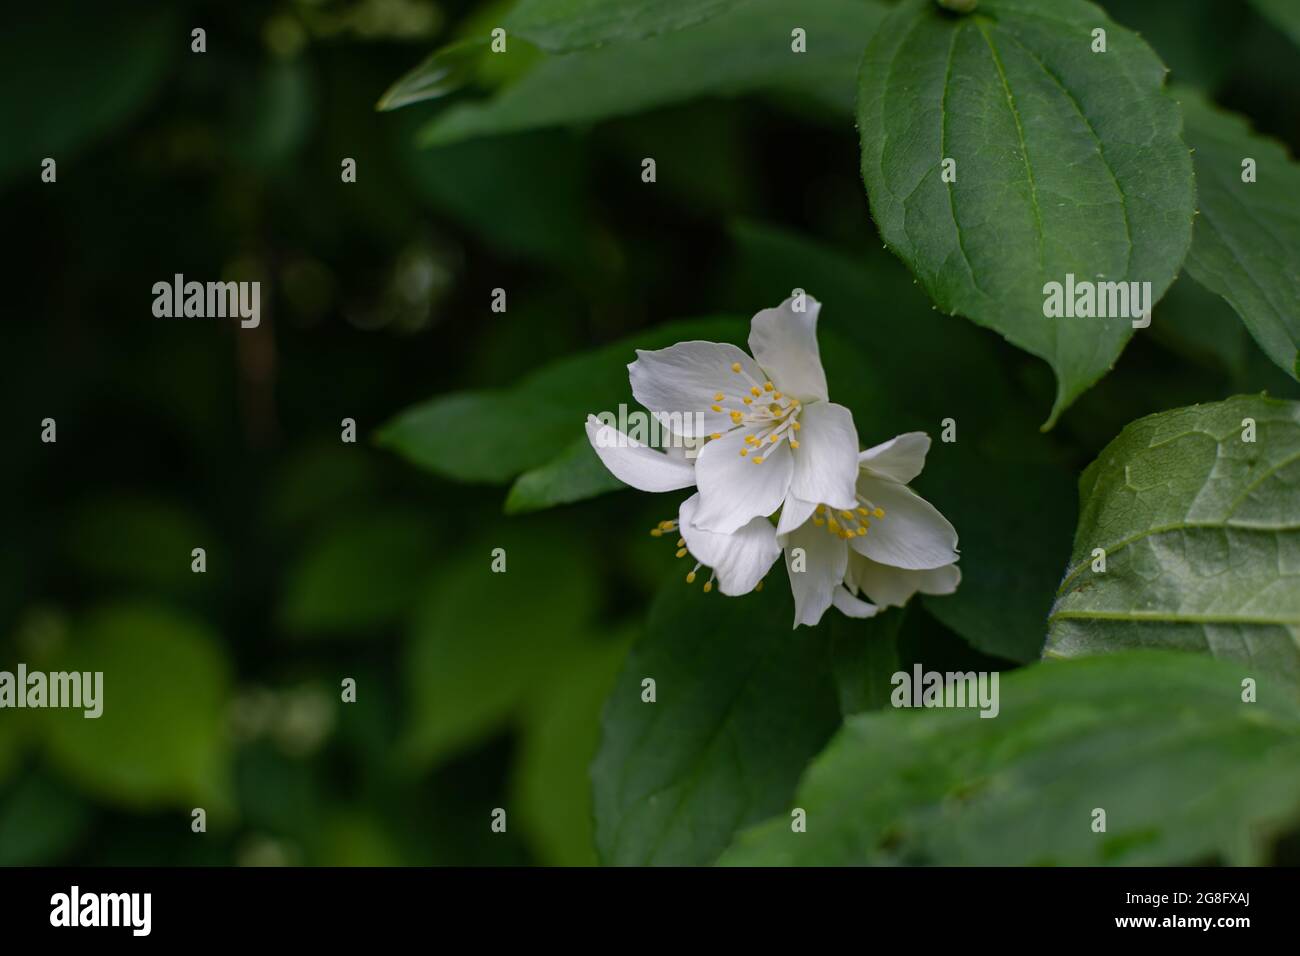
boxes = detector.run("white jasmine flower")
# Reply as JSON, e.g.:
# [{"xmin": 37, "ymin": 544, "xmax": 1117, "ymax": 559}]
[
  {"xmin": 584, "ymin": 414, "xmax": 697, "ymax": 492},
  {"xmin": 780, "ymin": 432, "xmax": 960, "ymax": 628},
  {"xmin": 617, "ymin": 295, "xmax": 859, "ymax": 534},
  {"xmin": 665, "ymin": 492, "xmax": 782, "ymax": 596}
]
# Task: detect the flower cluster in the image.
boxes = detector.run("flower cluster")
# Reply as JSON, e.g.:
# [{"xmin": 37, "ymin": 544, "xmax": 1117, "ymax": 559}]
[{"xmin": 586, "ymin": 296, "xmax": 959, "ymax": 628}]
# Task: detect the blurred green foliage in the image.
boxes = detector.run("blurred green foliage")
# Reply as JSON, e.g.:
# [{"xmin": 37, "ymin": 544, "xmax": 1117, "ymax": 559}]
[{"xmin": 3, "ymin": 0, "xmax": 1299, "ymax": 866}]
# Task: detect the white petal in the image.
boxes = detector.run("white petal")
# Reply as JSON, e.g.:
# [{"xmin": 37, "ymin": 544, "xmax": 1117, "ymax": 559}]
[
  {"xmin": 849, "ymin": 476, "xmax": 959, "ymax": 570},
  {"xmin": 678, "ymin": 493, "xmax": 780, "ymax": 596},
  {"xmin": 858, "ymin": 432, "xmax": 931, "ymax": 485},
  {"xmin": 847, "ymin": 553, "xmax": 960, "ymax": 609},
  {"xmin": 781, "ymin": 519, "xmax": 847, "ymax": 628},
  {"xmin": 747, "ymin": 296, "xmax": 828, "ymax": 402},
  {"xmin": 831, "ymin": 585, "xmax": 880, "ymax": 619},
  {"xmin": 789, "ymin": 401, "xmax": 858, "ymax": 511},
  {"xmin": 776, "ymin": 495, "xmax": 817, "ymax": 536},
  {"xmin": 628, "ymin": 341, "xmax": 765, "ymax": 438},
  {"xmin": 585, "ymin": 415, "xmax": 696, "ymax": 493},
  {"xmin": 692, "ymin": 426, "xmax": 793, "ymax": 534}
]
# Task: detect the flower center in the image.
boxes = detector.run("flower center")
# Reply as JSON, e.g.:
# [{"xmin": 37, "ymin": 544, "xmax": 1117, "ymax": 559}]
[
  {"xmin": 709, "ymin": 362, "xmax": 803, "ymax": 463},
  {"xmin": 811, "ymin": 499, "xmax": 886, "ymax": 540}
]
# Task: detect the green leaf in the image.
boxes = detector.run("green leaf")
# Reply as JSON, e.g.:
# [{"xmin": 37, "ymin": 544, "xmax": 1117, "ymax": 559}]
[
  {"xmin": 0, "ymin": 0, "xmax": 176, "ymax": 186},
  {"xmin": 857, "ymin": 0, "xmax": 1196, "ymax": 426},
  {"xmin": 507, "ymin": 0, "xmax": 748, "ymax": 52},
  {"xmin": 505, "ymin": 434, "xmax": 626, "ymax": 514},
  {"xmin": 402, "ymin": 525, "xmax": 597, "ymax": 767},
  {"xmin": 377, "ymin": 38, "xmax": 489, "ymax": 111},
  {"xmin": 1044, "ymin": 396, "xmax": 1300, "ymax": 690},
  {"xmin": 279, "ymin": 510, "xmax": 438, "ymax": 636},
  {"xmin": 419, "ymin": 0, "xmax": 889, "ymax": 145},
  {"xmin": 40, "ymin": 604, "xmax": 232, "ymax": 810},
  {"xmin": 725, "ymin": 223, "xmax": 1077, "ymax": 662},
  {"xmin": 721, "ymin": 652, "xmax": 1300, "ymax": 865},
  {"xmin": 1180, "ymin": 88, "xmax": 1300, "ymax": 381},
  {"xmin": 377, "ymin": 316, "xmax": 743, "ymax": 484},
  {"xmin": 591, "ymin": 568, "xmax": 842, "ymax": 865},
  {"xmin": 1250, "ymin": 0, "xmax": 1300, "ymax": 49},
  {"xmin": 829, "ymin": 608, "xmax": 905, "ymax": 715},
  {"xmin": 514, "ymin": 629, "xmax": 633, "ymax": 866}
]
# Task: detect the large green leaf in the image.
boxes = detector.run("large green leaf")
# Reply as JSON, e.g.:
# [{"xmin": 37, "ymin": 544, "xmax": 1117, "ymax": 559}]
[
  {"xmin": 377, "ymin": 316, "xmax": 743, "ymax": 484},
  {"xmin": 591, "ymin": 568, "xmax": 841, "ymax": 865},
  {"xmin": 508, "ymin": 0, "xmax": 749, "ymax": 52},
  {"xmin": 721, "ymin": 652, "xmax": 1300, "ymax": 865},
  {"xmin": 725, "ymin": 223, "xmax": 1076, "ymax": 662},
  {"xmin": 1180, "ymin": 88, "xmax": 1300, "ymax": 381},
  {"xmin": 857, "ymin": 0, "xmax": 1195, "ymax": 426},
  {"xmin": 419, "ymin": 0, "xmax": 888, "ymax": 145},
  {"xmin": 39, "ymin": 604, "xmax": 232, "ymax": 810},
  {"xmin": 1045, "ymin": 396, "xmax": 1300, "ymax": 690}
]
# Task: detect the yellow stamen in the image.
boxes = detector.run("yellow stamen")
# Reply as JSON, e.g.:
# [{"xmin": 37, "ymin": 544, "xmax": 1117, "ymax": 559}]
[
  {"xmin": 710, "ymin": 404, "xmax": 722, "ymax": 413},
  {"xmin": 686, "ymin": 571, "xmax": 696, "ymax": 583},
  {"xmin": 856, "ymin": 527, "xmax": 867, "ymax": 536},
  {"xmin": 743, "ymin": 397, "xmax": 753, "ymax": 405},
  {"xmin": 857, "ymin": 507, "xmax": 870, "ymax": 516},
  {"xmin": 755, "ymin": 580, "xmax": 764, "ymax": 592},
  {"xmin": 703, "ymin": 581, "xmax": 713, "ymax": 593},
  {"xmin": 730, "ymin": 362, "xmax": 742, "ymax": 373},
  {"xmin": 675, "ymin": 548, "xmax": 688, "ymax": 558},
  {"xmin": 710, "ymin": 433, "xmax": 721, "ymax": 440},
  {"xmin": 713, "ymin": 392, "xmax": 724, "ymax": 402},
  {"xmin": 815, "ymin": 505, "xmax": 825, "ymax": 515},
  {"xmin": 789, "ymin": 440, "xmax": 799, "ymax": 448},
  {"xmin": 650, "ymin": 529, "xmax": 663, "ymax": 537},
  {"xmin": 763, "ymin": 382, "xmax": 774, "ymax": 392},
  {"xmin": 812, "ymin": 517, "xmax": 825, "ymax": 526},
  {"xmin": 840, "ymin": 510, "xmax": 854, "ymax": 520},
  {"xmin": 792, "ymin": 421, "xmax": 801, "ymax": 431},
  {"xmin": 874, "ymin": 508, "xmax": 885, "ymax": 518},
  {"xmin": 752, "ymin": 456, "xmax": 764, "ymax": 464},
  {"xmin": 739, "ymin": 449, "xmax": 747, "ymax": 457}
]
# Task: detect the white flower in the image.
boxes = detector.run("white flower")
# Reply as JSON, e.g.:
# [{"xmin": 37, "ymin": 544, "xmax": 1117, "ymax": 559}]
[
  {"xmin": 586, "ymin": 295, "xmax": 860, "ymax": 535},
  {"xmin": 780, "ymin": 432, "xmax": 960, "ymax": 628},
  {"xmin": 583, "ymin": 414, "xmax": 697, "ymax": 493},
  {"xmin": 673, "ymin": 492, "xmax": 781, "ymax": 596}
]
